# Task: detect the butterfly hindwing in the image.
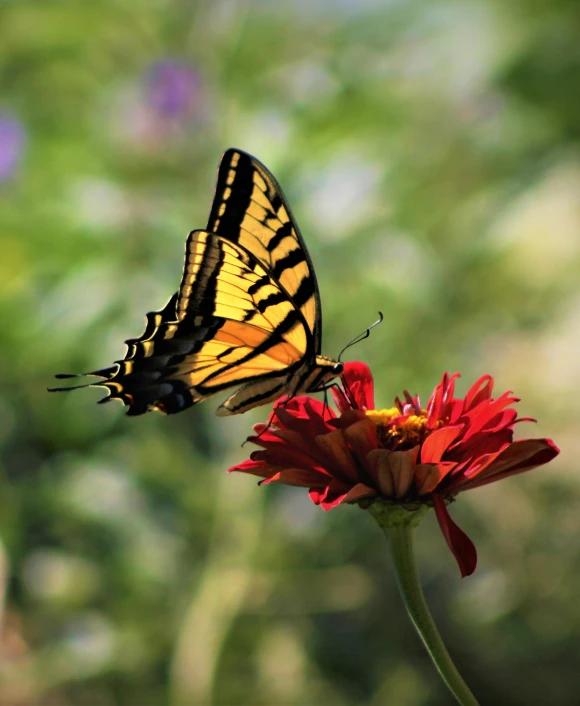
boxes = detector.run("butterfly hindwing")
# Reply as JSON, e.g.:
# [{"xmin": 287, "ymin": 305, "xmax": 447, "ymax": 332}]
[{"xmin": 52, "ymin": 231, "xmax": 311, "ymax": 415}]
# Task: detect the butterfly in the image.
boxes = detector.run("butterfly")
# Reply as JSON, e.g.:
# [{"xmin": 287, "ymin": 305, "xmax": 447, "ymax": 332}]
[{"xmin": 51, "ymin": 149, "xmax": 344, "ymax": 416}]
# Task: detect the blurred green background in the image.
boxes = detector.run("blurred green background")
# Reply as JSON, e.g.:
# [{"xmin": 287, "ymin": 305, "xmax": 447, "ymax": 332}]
[{"xmin": 0, "ymin": 0, "xmax": 578, "ymax": 704}]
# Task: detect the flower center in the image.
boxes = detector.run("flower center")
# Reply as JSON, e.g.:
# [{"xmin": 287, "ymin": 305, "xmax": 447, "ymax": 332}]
[{"xmin": 366, "ymin": 407, "xmax": 432, "ymax": 450}]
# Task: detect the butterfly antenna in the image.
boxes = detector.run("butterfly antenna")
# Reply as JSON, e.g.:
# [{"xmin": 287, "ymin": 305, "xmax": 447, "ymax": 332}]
[{"xmin": 338, "ymin": 312, "xmax": 383, "ymax": 362}]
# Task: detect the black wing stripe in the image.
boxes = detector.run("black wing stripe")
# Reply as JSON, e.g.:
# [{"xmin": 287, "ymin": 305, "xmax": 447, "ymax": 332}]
[
  {"xmin": 291, "ymin": 276, "xmax": 315, "ymax": 311},
  {"xmin": 266, "ymin": 221, "xmax": 293, "ymax": 252},
  {"xmin": 225, "ymin": 380, "xmax": 287, "ymax": 414},
  {"xmin": 272, "ymin": 248, "xmax": 308, "ymax": 279}
]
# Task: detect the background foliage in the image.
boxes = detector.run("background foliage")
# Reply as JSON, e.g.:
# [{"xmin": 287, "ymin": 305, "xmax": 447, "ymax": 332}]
[{"xmin": 1, "ymin": 0, "xmax": 578, "ymax": 704}]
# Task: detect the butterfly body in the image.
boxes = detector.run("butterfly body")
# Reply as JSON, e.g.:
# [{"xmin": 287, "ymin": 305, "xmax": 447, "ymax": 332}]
[{"xmin": 52, "ymin": 149, "xmax": 342, "ymax": 415}]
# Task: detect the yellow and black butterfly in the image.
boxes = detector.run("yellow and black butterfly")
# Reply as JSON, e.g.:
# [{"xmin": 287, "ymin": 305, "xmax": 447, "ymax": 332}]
[{"xmin": 51, "ymin": 149, "xmax": 344, "ymax": 416}]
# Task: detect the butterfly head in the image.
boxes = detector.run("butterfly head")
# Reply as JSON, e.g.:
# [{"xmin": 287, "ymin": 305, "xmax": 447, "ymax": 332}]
[{"xmin": 306, "ymin": 356, "xmax": 343, "ymax": 393}]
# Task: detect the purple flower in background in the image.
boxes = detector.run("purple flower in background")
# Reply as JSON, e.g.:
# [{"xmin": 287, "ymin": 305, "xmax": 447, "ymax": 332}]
[
  {"xmin": 145, "ymin": 60, "xmax": 200, "ymax": 121},
  {"xmin": 0, "ymin": 113, "xmax": 25, "ymax": 182},
  {"xmin": 112, "ymin": 60, "xmax": 204, "ymax": 151}
]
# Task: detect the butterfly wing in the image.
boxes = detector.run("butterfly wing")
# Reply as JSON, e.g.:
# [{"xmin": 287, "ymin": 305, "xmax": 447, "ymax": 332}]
[
  {"xmin": 51, "ymin": 231, "xmax": 312, "ymax": 415},
  {"xmin": 207, "ymin": 149, "xmax": 322, "ymax": 353}
]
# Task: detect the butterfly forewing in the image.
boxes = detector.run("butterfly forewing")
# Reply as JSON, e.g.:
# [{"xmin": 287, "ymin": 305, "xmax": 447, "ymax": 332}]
[{"xmin": 207, "ymin": 149, "xmax": 321, "ymax": 351}]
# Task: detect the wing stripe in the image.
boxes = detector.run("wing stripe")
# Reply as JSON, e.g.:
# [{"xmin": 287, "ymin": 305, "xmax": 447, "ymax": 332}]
[
  {"xmin": 266, "ymin": 221, "xmax": 293, "ymax": 252},
  {"xmin": 272, "ymin": 248, "xmax": 308, "ymax": 279},
  {"xmin": 221, "ymin": 379, "xmax": 287, "ymax": 414},
  {"xmin": 247, "ymin": 275, "xmax": 271, "ymax": 297},
  {"xmin": 251, "ymin": 290, "xmax": 289, "ymax": 315},
  {"xmin": 209, "ymin": 155, "xmax": 253, "ymax": 244},
  {"xmin": 291, "ymin": 275, "xmax": 315, "ymax": 311}
]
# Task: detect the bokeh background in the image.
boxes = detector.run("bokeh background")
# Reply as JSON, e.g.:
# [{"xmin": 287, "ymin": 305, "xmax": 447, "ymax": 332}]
[{"xmin": 1, "ymin": 0, "xmax": 578, "ymax": 704}]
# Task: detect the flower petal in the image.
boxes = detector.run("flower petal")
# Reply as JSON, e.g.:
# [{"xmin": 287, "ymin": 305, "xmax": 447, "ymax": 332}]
[
  {"xmin": 420, "ymin": 425, "xmax": 463, "ymax": 463},
  {"xmin": 312, "ymin": 478, "xmax": 354, "ymax": 509},
  {"xmin": 448, "ymin": 428, "xmax": 512, "ymax": 463},
  {"xmin": 342, "ymin": 483, "xmax": 378, "ymax": 504},
  {"xmin": 252, "ymin": 447, "xmax": 330, "ymax": 476},
  {"xmin": 342, "ymin": 419, "xmax": 379, "ymax": 469},
  {"xmin": 463, "ymin": 375, "xmax": 493, "ymax": 411},
  {"xmin": 328, "ymin": 409, "xmax": 369, "ymax": 430},
  {"xmin": 427, "ymin": 372, "xmax": 461, "ymax": 427},
  {"xmin": 228, "ymin": 458, "xmax": 273, "ymax": 478},
  {"xmin": 367, "ymin": 449, "xmax": 395, "ymax": 496},
  {"xmin": 414, "ymin": 462, "xmax": 456, "ymax": 495},
  {"xmin": 458, "ymin": 438, "xmax": 560, "ymax": 491},
  {"xmin": 388, "ymin": 449, "xmax": 418, "ymax": 499},
  {"xmin": 460, "ymin": 392, "xmax": 519, "ymax": 441},
  {"xmin": 335, "ymin": 362, "xmax": 375, "ymax": 411},
  {"xmin": 315, "ymin": 430, "xmax": 359, "ymax": 481},
  {"xmin": 271, "ymin": 428, "xmax": 333, "ymax": 467},
  {"xmin": 433, "ymin": 495, "xmax": 477, "ymax": 577},
  {"xmin": 367, "ymin": 447, "xmax": 419, "ymax": 500},
  {"xmin": 276, "ymin": 399, "xmax": 334, "ymax": 437},
  {"xmin": 260, "ymin": 468, "xmax": 331, "ymax": 487}
]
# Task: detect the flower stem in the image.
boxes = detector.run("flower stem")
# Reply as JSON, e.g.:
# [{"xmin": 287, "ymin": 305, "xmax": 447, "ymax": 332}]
[{"xmin": 384, "ymin": 523, "xmax": 480, "ymax": 706}]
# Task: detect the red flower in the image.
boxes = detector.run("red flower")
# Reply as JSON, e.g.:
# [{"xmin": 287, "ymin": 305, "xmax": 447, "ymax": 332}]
[{"xmin": 229, "ymin": 363, "xmax": 559, "ymax": 577}]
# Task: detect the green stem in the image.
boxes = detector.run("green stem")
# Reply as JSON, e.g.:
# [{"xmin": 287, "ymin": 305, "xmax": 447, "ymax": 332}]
[{"xmin": 384, "ymin": 523, "xmax": 480, "ymax": 706}]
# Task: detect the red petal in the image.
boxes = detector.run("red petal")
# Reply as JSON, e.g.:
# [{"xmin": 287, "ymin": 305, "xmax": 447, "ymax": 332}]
[
  {"xmin": 457, "ymin": 438, "xmax": 560, "ymax": 491},
  {"xmin": 414, "ymin": 462, "xmax": 456, "ymax": 494},
  {"xmin": 342, "ymin": 483, "xmax": 378, "ymax": 503},
  {"xmin": 308, "ymin": 487, "xmax": 326, "ymax": 505},
  {"xmin": 426, "ymin": 374, "xmax": 445, "ymax": 426},
  {"xmin": 272, "ymin": 429, "xmax": 334, "ymax": 467},
  {"xmin": 343, "ymin": 419, "xmax": 379, "ymax": 470},
  {"xmin": 252, "ymin": 451, "xmax": 330, "ymax": 478},
  {"xmin": 427, "ymin": 372, "xmax": 460, "ymax": 427},
  {"xmin": 331, "ymin": 385, "xmax": 352, "ymax": 414},
  {"xmin": 433, "ymin": 495, "xmax": 478, "ymax": 577},
  {"xmin": 315, "ymin": 430, "xmax": 359, "ymax": 482},
  {"xmin": 328, "ymin": 409, "xmax": 368, "ymax": 430},
  {"xmin": 338, "ymin": 362, "xmax": 375, "ymax": 411},
  {"xmin": 420, "ymin": 425, "xmax": 463, "ymax": 463},
  {"xmin": 276, "ymin": 399, "xmax": 333, "ymax": 437},
  {"xmin": 367, "ymin": 447, "xmax": 419, "ymax": 499},
  {"xmin": 447, "ymin": 428, "xmax": 512, "ymax": 464},
  {"xmin": 444, "ymin": 450, "xmax": 504, "ymax": 491},
  {"xmin": 463, "ymin": 375, "xmax": 493, "ymax": 412},
  {"xmin": 440, "ymin": 372, "xmax": 461, "ymax": 420},
  {"xmin": 260, "ymin": 468, "xmax": 331, "ymax": 487},
  {"xmin": 447, "ymin": 398, "xmax": 466, "ymax": 425},
  {"xmin": 461, "ymin": 392, "xmax": 519, "ymax": 441},
  {"xmin": 227, "ymin": 458, "xmax": 273, "ymax": 478},
  {"xmin": 310, "ymin": 478, "xmax": 352, "ymax": 509}
]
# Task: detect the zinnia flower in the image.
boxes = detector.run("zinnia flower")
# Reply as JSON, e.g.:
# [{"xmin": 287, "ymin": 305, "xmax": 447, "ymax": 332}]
[{"xmin": 229, "ymin": 362, "xmax": 559, "ymax": 577}]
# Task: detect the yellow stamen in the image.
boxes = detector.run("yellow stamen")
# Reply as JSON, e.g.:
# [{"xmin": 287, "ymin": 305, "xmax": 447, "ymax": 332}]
[{"xmin": 366, "ymin": 407, "xmax": 431, "ymax": 448}]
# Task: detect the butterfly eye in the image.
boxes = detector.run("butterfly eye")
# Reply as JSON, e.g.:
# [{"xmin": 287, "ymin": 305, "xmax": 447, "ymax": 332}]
[{"xmin": 333, "ymin": 363, "xmax": 344, "ymax": 375}]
